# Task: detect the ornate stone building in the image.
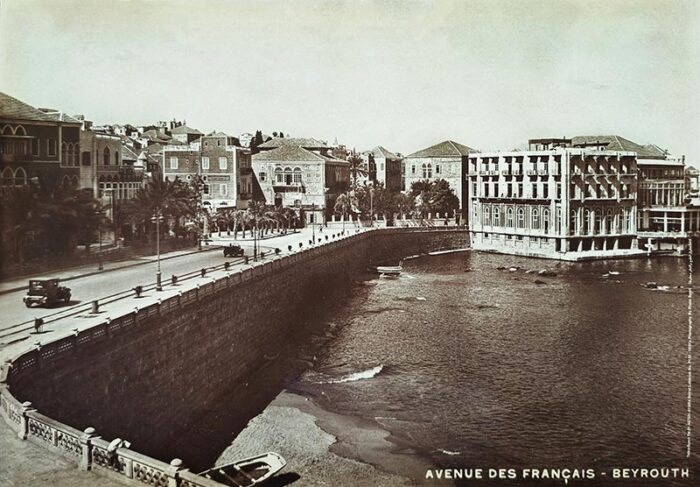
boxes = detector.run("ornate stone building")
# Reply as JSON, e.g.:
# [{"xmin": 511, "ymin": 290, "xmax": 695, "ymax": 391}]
[
  {"xmin": 0, "ymin": 91, "xmax": 81, "ymax": 197},
  {"xmin": 252, "ymin": 138, "xmax": 349, "ymax": 224}
]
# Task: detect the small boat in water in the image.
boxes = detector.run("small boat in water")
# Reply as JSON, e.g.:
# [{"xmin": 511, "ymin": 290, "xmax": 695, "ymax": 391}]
[{"xmin": 199, "ymin": 452, "xmax": 286, "ymax": 486}]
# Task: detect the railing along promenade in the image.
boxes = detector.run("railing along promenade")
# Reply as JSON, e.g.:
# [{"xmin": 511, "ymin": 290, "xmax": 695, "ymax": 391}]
[{"xmin": 0, "ymin": 225, "xmax": 467, "ymax": 486}]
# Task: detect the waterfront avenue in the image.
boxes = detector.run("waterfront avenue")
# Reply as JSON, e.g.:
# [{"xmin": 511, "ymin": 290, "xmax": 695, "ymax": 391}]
[{"xmin": 0, "ymin": 228, "xmax": 321, "ymax": 343}]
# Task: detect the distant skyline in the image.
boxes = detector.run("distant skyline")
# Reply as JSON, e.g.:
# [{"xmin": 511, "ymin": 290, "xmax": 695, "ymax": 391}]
[{"xmin": 1, "ymin": 0, "xmax": 698, "ymax": 161}]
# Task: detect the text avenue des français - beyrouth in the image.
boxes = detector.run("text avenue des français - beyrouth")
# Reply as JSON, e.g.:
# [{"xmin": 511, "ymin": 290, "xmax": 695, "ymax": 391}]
[{"xmin": 424, "ymin": 467, "xmax": 691, "ymax": 481}]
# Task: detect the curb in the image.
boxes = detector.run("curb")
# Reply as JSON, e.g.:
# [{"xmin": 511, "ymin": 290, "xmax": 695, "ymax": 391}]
[{"xmin": 0, "ymin": 245, "xmax": 221, "ymax": 297}]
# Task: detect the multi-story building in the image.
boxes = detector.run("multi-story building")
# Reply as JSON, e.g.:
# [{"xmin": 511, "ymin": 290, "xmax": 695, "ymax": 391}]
[
  {"xmin": 252, "ymin": 138, "xmax": 349, "ymax": 224},
  {"xmin": 637, "ymin": 155, "xmax": 700, "ymax": 253},
  {"xmin": 404, "ymin": 140, "xmax": 476, "ymax": 217},
  {"xmin": 162, "ymin": 132, "xmax": 251, "ymax": 211},
  {"xmin": 0, "ymin": 92, "xmax": 82, "ymax": 196},
  {"xmin": 468, "ymin": 144, "xmax": 640, "ymax": 260},
  {"xmin": 360, "ymin": 146, "xmax": 403, "ymax": 192}
]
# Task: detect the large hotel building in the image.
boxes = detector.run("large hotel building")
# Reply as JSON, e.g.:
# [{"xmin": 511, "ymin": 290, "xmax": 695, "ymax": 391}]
[{"xmin": 467, "ymin": 138, "xmax": 642, "ymax": 260}]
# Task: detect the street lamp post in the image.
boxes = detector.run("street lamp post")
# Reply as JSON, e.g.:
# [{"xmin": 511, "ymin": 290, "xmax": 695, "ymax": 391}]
[
  {"xmin": 311, "ymin": 202, "xmax": 316, "ymax": 243},
  {"xmin": 370, "ymin": 187, "xmax": 374, "ymax": 228},
  {"xmin": 153, "ymin": 209, "xmax": 163, "ymax": 291}
]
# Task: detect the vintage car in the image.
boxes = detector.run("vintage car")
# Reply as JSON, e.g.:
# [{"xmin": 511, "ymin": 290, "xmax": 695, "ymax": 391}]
[
  {"xmin": 223, "ymin": 244, "xmax": 245, "ymax": 258},
  {"xmin": 23, "ymin": 278, "xmax": 72, "ymax": 308}
]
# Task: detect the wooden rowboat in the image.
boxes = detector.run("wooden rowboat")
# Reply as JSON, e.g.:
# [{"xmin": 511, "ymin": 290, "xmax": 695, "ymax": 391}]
[
  {"xmin": 199, "ymin": 452, "xmax": 286, "ymax": 486},
  {"xmin": 373, "ymin": 265, "xmax": 402, "ymax": 276}
]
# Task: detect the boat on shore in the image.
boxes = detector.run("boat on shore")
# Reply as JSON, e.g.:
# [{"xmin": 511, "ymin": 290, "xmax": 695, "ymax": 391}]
[
  {"xmin": 199, "ymin": 452, "xmax": 286, "ymax": 486},
  {"xmin": 369, "ymin": 265, "xmax": 402, "ymax": 277}
]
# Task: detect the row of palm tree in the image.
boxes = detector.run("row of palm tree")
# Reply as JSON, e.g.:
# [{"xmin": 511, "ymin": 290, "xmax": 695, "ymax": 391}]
[{"xmin": 213, "ymin": 201, "xmax": 300, "ymax": 239}]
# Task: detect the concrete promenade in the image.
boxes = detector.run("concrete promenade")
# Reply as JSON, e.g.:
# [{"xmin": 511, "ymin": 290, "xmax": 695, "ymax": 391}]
[{"xmin": 0, "ymin": 224, "xmax": 369, "ymax": 486}]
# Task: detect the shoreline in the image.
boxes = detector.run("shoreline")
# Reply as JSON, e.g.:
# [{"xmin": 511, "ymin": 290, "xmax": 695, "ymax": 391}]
[{"xmin": 217, "ymin": 389, "xmax": 434, "ymax": 486}]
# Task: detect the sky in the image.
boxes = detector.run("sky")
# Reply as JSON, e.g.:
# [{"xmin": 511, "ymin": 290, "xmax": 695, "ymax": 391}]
[{"xmin": 1, "ymin": 0, "xmax": 698, "ymax": 161}]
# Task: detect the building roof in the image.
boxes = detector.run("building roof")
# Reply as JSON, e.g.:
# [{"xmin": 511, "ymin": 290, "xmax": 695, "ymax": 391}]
[
  {"xmin": 369, "ymin": 146, "xmax": 401, "ymax": 160},
  {"xmin": 121, "ymin": 145, "xmax": 139, "ymax": 162},
  {"xmin": 170, "ymin": 125, "xmax": 203, "ymax": 135},
  {"xmin": 206, "ymin": 131, "xmax": 230, "ymax": 137},
  {"xmin": 406, "ymin": 140, "xmax": 476, "ymax": 158},
  {"xmin": 0, "ymin": 92, "xmax": 80, "ymax": 124},
  {"xmin": 258, "ymin": 137, "xmax": 327, "ymax": 150},
  {"xmin": 253, "ymin": 145, "xmax": 346, "ymax": 164},
  {"xmin": 141, "ymin": 129, "xmax": 171, "ymax": 142},
  {"xmin": 571, "ymin": 135, "xmax": 661, "ymax": 158}
]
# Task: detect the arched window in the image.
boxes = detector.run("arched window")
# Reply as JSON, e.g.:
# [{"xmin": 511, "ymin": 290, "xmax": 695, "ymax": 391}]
[
  {"xmin": 14, "ymin": 167, "xmax": 27, "ymax": 186},
  {"xmin": 493, "ymin": 207, "xmax": 500, "ymax": 226},
  {"xmin": 605, "ymin": 209, "xmax": 613, "ymax": 234},
  {"xmin": 421, "ymin": 163, "xmax": 427, "ymax": 178},
  {"xmin": 1, "ymin": 167, "xmax": 13, "ymax": 186},
  {"xmin": 427, "ymin": 163, "xmax": 433, "ymax": 178},
  {"xmin": 532, "ymin": 209, "xmax": 539, "ymax": 230},
  {"xmin": 71, "ymin": 175, "xmax": 79, "ymax": 188},
  {"xmin": 62, "ymin": 142, "xmax": 68, "ymax": 164},
  {"xmin": 284, "ymin": 166, "xmax": 293, "ymax": 185},
  {"xmin": 14, "ymin": 125, "xmax": 26, "ymax": 136},
  {"xmin": 583, "ymin": 209, "xmax": 591, "ymax": 234},
  {"xmin": 0, "ymin": 125, "xmax": 11, "ymax": 135},
  {"xmin": 506, "ymin": 207, "xmax": 514, "ymax": 227},
  {"xmin": 103, "ymin": 147, "xmax": 111, "ymax": 165},
  {"xmin": 571, "ymin": 209, "xmax": 578, "ymax": 233},
  {"xmin": 594, "ymin": 209, "xmax": 602, "ymax": 235},
  {"xmin": 517, "ymin": 208, "xmax": 525, "ymax": 228},
  {"xmin": 543, "ymin": 209, "xmax": 550, "ymax": 233},
  {"xmin": 293, "ymin": 167, "xmax": 302, "ymax": 184},
  {"xmin": 115, "ymin": 150, "xmax": 120, "ymax": 165},
  {"xmin": 483, "ymin": 206, "xmax": 490, "ymax": 226},
  {"xmin": 61, "ymin": 175, "xmax": 71, "ymax": 188}
]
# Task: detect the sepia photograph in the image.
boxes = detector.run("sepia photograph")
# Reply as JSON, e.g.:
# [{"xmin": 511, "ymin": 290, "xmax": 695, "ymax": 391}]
[{"xmin": 0, "ymin": 0, "xmax": 698, "ymax": 486}]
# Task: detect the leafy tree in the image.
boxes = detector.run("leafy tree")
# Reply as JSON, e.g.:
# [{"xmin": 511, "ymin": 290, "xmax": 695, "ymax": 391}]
[{"xmin": 409, "ymin": 179, "xmax": 459, "ymax": 219}]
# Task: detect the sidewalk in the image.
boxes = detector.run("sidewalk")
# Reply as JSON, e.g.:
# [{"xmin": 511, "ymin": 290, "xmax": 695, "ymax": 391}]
[{"xmin": 0, "ymin": 245, "xmax": 221, "ymax": 296}]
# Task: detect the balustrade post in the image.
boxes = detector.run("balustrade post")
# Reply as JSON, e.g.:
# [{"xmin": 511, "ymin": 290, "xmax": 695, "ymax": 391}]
[
  {"xmin": 167, "ymin": 458, "xmax": 183, "ymax": 487},
  {"xmin": 124, "ymin": 456, "xmax": 134, "ymax": 478},
  {"xmin": 18, "ymin": 401, "xmax": 35, "ymax": 440},
  {"xmin": 80, "ymin": 427, "xmax": 96, "ymax": 471}
]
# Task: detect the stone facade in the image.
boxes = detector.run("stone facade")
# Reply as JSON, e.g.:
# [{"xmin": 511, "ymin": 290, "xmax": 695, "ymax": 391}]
[
  {"xmin": 1, "ymin": 92, "xmax": 82, "ymax": 196},
  {"xmin": 162, "ymin": 134, "xmax": 251, "ymax": 210}
]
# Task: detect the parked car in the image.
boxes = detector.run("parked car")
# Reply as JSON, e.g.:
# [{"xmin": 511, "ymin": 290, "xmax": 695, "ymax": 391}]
[
  {"xmin": 23, "ymin": 278, "xmax": 72, "ymax": 308},
  {"xmin": 223, "ymin": 244, "xmax": 245, "ymax": 257}
]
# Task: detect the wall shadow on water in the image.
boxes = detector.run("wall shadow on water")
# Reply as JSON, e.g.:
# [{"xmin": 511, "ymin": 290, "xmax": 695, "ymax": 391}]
[{"xmin": 160, "ymin": 274, "xmax": 367, "ymax": 472}]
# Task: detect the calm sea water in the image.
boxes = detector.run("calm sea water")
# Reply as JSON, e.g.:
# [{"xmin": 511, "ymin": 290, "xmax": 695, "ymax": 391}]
[{"xmin": 293, "ymin": 251, "xmax": 699, "ymax": 485}]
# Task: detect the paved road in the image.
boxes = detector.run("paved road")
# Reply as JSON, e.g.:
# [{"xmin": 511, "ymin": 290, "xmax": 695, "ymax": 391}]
[{"xmin": 0, "ymin": 227, "xmax": 360, "ymax": 338}]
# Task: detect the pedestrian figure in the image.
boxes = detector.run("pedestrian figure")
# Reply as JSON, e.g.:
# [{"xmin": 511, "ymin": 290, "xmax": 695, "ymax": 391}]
[{"xmin": 107, "ymin": 438, "xmax": 130, "ymax": 469}]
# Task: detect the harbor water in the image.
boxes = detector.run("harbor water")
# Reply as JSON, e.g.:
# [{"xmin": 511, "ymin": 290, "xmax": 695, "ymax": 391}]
[{"xmin": 289, "ymin": 251, "xmax": 699, "ymax": 485}]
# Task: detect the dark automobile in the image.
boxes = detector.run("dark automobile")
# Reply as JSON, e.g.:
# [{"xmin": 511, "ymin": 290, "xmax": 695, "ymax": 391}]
[
  {"xmin": 23, "ymin": 278, "xmax": 72, "ymax": 307},
  {"xmin": 223, "ymin": 244, "xmax": 245, "ymax": 257}
]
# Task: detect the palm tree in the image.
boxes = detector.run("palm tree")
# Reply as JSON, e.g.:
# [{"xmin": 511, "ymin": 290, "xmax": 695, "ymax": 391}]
[
  {"xmin": 125, "ymin": 178, "xmax": 195, "ymax": 242},
  {"xmin": 347, "ymin": 155, "xmax": 368, "ymax": 189},
  {"xmin": 334, "ymin": 192, "xmax": 357, "ymax": 231}
]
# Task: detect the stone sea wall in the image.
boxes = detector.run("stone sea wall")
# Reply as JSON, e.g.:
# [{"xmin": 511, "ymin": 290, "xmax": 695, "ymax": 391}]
[{"xmin": 5, "ymin": 228, "xmax": 468, "ymax": 468}]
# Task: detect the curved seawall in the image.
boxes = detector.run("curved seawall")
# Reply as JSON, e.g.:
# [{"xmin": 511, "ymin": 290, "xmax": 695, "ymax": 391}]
[{"xmin": 2, "ymin": 228, "xmax": 468, "ymax": 475}]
